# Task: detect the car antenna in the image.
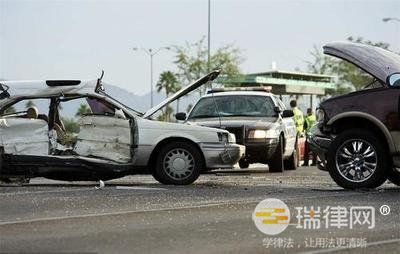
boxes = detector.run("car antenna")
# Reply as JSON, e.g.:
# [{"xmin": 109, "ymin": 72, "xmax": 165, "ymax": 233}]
[{"xmin": 208, "ymin": 71, "xmax": 222, "ymax": 129}]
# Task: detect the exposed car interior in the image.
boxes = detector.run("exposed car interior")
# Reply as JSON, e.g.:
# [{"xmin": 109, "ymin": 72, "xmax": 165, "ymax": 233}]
[{"xmin": 0, "ymin": 96, "xmax": 132, "ymax": 163}]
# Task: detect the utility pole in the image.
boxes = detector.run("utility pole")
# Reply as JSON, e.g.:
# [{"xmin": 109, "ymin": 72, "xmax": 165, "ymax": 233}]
[{"xmin": 132, "ymin": 47, "xmax": 170, "ymax": 108}]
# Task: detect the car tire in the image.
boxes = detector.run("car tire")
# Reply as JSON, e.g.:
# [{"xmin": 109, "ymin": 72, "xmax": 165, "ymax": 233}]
[
  {"xmin": 284, "ymin": 144, "xmax": 298, "ymax": 171},
  {"xmin": 239, "ymin": 159, "xmax": 250, "ymax": 169},
  {"xmin": 269, "ymin": 136, "xmax": 284, "ymax": 173},
  {"xmin": 387, "ymin": 169, "xmax": 400, "ymax": 186},
  {"xmin": 153, "ymin": 141, "xmax": 202, "ymax": 185},
  {"xmin": 327, "ymin": 129, "xmax": 388, "ymax": 189}
]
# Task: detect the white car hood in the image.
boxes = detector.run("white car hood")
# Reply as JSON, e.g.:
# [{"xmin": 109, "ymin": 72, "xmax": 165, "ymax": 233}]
[{"xmin": 142, "ymin": 70, "xmax": 220, "ymax": 119}]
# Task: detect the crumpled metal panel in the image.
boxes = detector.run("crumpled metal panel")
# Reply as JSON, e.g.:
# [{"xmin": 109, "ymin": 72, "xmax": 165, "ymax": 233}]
[
  {"xmin": 74, "ymin": 115, "xmax": 131, "ymax": 163},
  {"xmin": 0, "ymin": 118, "xmax": 49, "ymax": 155}
]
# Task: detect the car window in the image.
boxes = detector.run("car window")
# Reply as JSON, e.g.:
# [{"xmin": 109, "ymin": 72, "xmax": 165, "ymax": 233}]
[
  {"xmin": 1, "ymin": 98, "xmax": 50, "ymax": 120},
  {"xmin": 188, "ymin": 95, "xmax": 276, "ymax": 119}
]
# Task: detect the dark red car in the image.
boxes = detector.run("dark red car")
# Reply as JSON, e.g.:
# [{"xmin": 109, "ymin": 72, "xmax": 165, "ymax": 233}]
[{"xmin": 309, "ymin": 42, "xmax": 400, "ymax": 189}]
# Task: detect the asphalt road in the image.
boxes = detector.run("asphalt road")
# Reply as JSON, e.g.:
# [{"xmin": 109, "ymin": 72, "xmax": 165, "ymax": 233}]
[{"xmin": 0, "ymin": 166, "xmax": 399, "ymax": 254}]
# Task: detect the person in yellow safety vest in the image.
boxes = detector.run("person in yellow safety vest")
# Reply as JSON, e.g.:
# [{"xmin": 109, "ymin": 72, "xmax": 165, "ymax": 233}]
[
  {"xmin": 290, "ymin": 100, "xmax": 304, "ymax": 135},
  {"xmin": 303, "ymin": 108, "xmax": 317, "ymax": 166},
  {"xmin": 304, "ymin": 108, "xmax": 316, "ymax": 134},
  {"xmin": 290, "ymin": 100, "xmax": 304, "ymax": 167}
]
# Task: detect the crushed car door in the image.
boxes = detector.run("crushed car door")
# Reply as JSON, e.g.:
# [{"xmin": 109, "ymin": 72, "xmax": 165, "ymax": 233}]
[
  {"xmin": 73, "ymin": 115, "xmax": 132, "ymax": 163},
  {"xmin": 0, "ymin": 117, "xmax": 49, "ymax": 156}
]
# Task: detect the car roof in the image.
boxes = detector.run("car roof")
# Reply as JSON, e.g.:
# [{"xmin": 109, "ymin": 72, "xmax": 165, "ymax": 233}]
[
  {"xmin": 201, "ymin": 91, "xmax": 274, "ymax": 98},
  {"xmin": 1, "ymin": 79, "xmax": 99, "ymax": 100}
]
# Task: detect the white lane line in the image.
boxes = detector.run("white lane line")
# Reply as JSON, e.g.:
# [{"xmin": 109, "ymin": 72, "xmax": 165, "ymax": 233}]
[
  {"xmin": 115, "ymin": 186, "xmax": 167, "ymax": 191},
  {"xmin": 0, "ymin": 186, "xmax": 167, "ymax": 196},
  {"xmin": 0, "ymin": 188, "xmax": 94, "ymax": 196},
  {"xmin": 0, "ymin": 201, "xmax": 250, "ymax": 226},
  {"xmin": 300, "ymin": 238, "xmax": 400, "ymax": 254},
  {"xmin": 0, "ymin": 191, "xmax": 375, "ymax": 226}
]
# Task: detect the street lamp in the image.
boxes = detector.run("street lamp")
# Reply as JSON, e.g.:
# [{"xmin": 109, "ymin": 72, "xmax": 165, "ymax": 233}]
[{"xmin": 132, "ymin": 46, "xmax": 171, "ymax": 108}]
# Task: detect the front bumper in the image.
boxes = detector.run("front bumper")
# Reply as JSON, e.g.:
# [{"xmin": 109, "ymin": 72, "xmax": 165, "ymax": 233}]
[
  {"xmin": 200, "ymin": 143, "xmax": 245, "ymax": 169},
  {"xmin": 308, "ymin": 124, "xmax": 333, "ymax": 171},
  {"xmin": 244, "ymin": 139, "xmax": 278, "ymax": 163}
]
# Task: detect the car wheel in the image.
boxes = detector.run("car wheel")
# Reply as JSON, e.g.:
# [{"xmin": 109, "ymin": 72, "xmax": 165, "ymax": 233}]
[
  {"xmin": 239, "ymin": 159, "xmax": 250, "ymax": 169},
  {"xmin": 327, "ymin": 129, "xmax": 388, "ymax": 189},
  {"xmin": 387, "ymin": 169, "xmax": 400, "ymax": 186},
  {"xmin": 153, "ymin": 141, "xmax": 202, "ymax": 185},
  {"xmin": 269, "ymin": 136, "xmax": 284, "ymax": 173},
  {"xmin": 284, "ymin": 144, "xmax": 298, "ymax": 171}
]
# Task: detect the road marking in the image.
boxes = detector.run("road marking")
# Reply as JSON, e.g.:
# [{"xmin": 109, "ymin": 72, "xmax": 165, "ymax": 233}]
[
  {"xmin": 0, "ymin": 186, "xmax": 167, "ymax": 196},
  {"xmin": 0, "ymin": 191, "xmax": 378, "ymax": 226},
  {"xmin": 0, "ymin": 201, "xmax": 252, "ymax": 226},
  {"xmin": 300, "ymin": 238, "xmax": 400, "ymax": 254},
  {"xmin": 115, "ymin": 186, "xmax": 167, "ymax": 191},
  {"xmin": 0, "ymin": 188, "xmax": 94, "ymax": 196}
]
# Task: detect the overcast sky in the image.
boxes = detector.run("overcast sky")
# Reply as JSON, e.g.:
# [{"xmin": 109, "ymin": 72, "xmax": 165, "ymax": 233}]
[{"xmin": 1, "ymin": 0, "xmax": 399, "ymax": 95}]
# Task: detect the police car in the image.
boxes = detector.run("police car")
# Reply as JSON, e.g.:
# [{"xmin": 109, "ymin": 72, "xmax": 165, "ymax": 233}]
[{"xmin": 175, "ymin": 87, "xmax": 298, "ymax": 172}]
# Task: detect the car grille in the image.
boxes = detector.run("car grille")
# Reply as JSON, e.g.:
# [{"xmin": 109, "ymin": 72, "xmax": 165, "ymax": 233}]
[{"xmin": 225, "ymin": 127, "xmax": 245, "ymax": 145}]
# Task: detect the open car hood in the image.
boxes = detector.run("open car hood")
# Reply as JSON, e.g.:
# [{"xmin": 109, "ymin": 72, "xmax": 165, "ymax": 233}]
[
  {"xmin": 143, "ymin": 70, "xmax": 221, "ymax": 119},
  {"xmin": 323, "ymin": 42, "xmax": 400, "ymax": 83}
]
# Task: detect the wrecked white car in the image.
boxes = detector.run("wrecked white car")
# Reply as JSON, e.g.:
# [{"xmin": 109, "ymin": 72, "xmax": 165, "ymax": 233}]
[{"xmin": 0, "ymin": 71, "xmax": 245, "ymax": 185}]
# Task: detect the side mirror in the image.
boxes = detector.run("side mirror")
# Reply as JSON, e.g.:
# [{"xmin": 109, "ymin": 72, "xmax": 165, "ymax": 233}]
[
  {"xmin": 175, "ymin": 112, "xmax": 187, "ymax": 121},
  {"xmin": 282, "ymin": 110, "xmax": 294, "ymax": 118},
  {"xmin": 388, "ymin": 73, "xmax": 400, "ymax": 87}
]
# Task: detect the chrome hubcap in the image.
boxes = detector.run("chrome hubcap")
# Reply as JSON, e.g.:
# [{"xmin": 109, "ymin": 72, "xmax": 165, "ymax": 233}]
[
  {"xmin": 335, "ymin": 139, "xmax": 377, "ymax": 183},
  {"xmin": 163, "ymin": 148, "xmax": 194, "ymax": 180}
]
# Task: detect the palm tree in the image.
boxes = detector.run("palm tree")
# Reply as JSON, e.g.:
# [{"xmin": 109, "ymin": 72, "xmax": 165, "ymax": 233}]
[
  {"xmin": 75, "ymin": 103, "xmax": 91, "ymax": 117},
  {"xmin": 156, "ymin": 71, "xmax": 181, "ymax": 121},
  {"xmin": 156, "ymin": 71, "xmax": 180, "ymax": 98}
]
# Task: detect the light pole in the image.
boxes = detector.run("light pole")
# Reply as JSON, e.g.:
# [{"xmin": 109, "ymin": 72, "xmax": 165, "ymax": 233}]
[
  {"xmin": 207, "ymin": 0, "xmax": 211, "ymax": 73},
  {"xmin": 132, "ymin": 47, "xmax": 171, "ymax": 108}
]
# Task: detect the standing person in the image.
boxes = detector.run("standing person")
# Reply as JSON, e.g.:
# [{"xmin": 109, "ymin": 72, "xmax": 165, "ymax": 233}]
[
  {"xmin": 290, "ymin": 100, "xmax": 304, "ymax": 135},
  {"xmin": 303, "ymin": 108, "xmax": 317, "ymax": 166},
  {"xmin": 290, "ymin": 100, "xmax": 304, "ymax": 166}
]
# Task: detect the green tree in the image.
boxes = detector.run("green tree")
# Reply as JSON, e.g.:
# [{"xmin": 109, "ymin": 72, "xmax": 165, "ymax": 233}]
[
  {"xmin": 156, "ymin": 71, "xmax": 181, "ymax": 98},
  {"xmin": 307, "ymin": 36, "xmax": 394, "ymax": 96},
  {"xmin": 156, "ymin": 71, "xmax": 181, "ymax": 121},
  {"xmin": 4, "ymin": 106, "xmax": 16, "ymax": 114},
  {"xmin": 75, "ymin": 103, "xmax": 91, "ymax": 117},
  {"xmin": 62, "ymin": 117, "xmax": 79, "ymax": 133},
  {"xmin": 173, "ymin": 37, "xmax": 243, "ymax": 94},
  {"xmin": 25, "ymin": 100, "xmax": 35, "ymax": 109}
]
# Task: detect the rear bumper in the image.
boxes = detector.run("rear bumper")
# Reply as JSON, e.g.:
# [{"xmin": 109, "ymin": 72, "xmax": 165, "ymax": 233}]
[
  {"xmin": 200, "ymin": 143, "xmax": 245, "ymax": 169},
  {"xmin": 308, "ymin": 125, "xmax": 333, "ymax": 171}
]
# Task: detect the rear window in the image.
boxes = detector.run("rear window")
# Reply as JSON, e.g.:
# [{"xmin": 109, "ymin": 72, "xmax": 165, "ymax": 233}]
[{"xmin": 188, "ymin": 95, "xmax": 276, "ymax": 119}]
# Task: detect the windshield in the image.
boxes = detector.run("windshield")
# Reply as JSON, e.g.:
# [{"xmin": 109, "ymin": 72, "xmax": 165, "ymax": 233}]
[
  {"xmin": 188, "ymin": 95, "xmax": 276, "ymax": 119},
  {"xmin": 100, "ymin": 91, "xmax": 143, "ymax": 116}
]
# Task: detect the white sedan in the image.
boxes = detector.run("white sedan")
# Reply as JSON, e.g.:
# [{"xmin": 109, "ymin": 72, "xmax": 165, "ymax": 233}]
[{"xmin": 0, "ymin": 71, "xmax": 245, "ymax": 185}]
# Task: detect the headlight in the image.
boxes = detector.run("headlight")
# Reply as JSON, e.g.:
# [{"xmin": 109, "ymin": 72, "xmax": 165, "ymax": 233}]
[
  {"xmin": 316, "ymin": 108, "xmax": 325, "ymax": 123},
  {"xmin": 248, "ymin": 129, "xmax": 278, "ymax": 139}
]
